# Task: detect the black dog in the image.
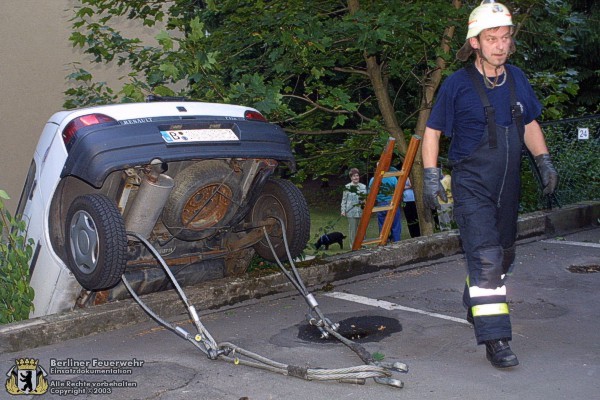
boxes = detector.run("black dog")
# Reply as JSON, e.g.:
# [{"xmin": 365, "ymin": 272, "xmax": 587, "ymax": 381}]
[{"xmin": 314, "ymin": 232, "xmax": 346, "ymax": 250}]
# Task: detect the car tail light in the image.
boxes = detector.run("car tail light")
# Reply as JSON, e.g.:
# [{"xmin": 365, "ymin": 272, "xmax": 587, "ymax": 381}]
[
  {"xmin": 62, "ymin": 113, "xmax": 116, "ymax": 146},
  {"xmin": 244, "ymin": 110, "xmax": 268, "ymax": 122}
]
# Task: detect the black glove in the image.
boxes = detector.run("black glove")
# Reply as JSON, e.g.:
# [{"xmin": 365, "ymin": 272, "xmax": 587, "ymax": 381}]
[
  {"xmin": 423, "ymin": 167, "xmax": 448, "ymax": 209},
  {"xmin": 534, "ymin": 153, "xmax": 558, "ymax": 195}
]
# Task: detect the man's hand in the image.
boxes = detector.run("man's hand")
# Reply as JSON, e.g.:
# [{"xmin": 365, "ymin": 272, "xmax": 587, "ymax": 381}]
[
  {"xmin": 534, "ymin": 153, "xmax": 558, "ymax": 195},
  {"xmin": 423, "ymin": 168, "xmax": 447, "ymax": 209}
]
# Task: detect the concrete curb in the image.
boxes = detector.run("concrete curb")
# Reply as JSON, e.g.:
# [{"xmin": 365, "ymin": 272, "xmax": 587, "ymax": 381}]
[{"xmin": 1, "ymin": 202, "xmax": 598, "ymax": 353}]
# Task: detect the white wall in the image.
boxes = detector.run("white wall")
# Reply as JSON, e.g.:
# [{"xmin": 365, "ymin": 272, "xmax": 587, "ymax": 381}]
[{"xmin": 0, "ymin": 0, "xmax": 157, "ymax": 212}]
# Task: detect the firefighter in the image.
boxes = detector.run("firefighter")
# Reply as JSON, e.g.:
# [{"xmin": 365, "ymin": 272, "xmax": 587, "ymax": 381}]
[{"xmin": 422, "ymin": 0, "xmax": 558, "ymax": 368}]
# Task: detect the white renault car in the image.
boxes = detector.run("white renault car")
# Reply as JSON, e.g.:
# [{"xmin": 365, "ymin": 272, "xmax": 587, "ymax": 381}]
[{"xmin": 16, "ymin": 98, "xmax": 310, "ymax": 317}]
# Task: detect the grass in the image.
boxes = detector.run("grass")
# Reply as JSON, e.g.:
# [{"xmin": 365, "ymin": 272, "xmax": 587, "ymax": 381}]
[
  {"xmin": 306, "ymin": 207, "xmax": 411, "ymax": 257},
  {"xmin": 248, "ymin": 179, "xmax": 412, "ymax": 272},
  {"xmin": 297, "ymin": 177, "xmax": 412, "ymax": 258},
  {"xmin": 247, "ymin": 206, "xmax": 410, "ymax": 274}
]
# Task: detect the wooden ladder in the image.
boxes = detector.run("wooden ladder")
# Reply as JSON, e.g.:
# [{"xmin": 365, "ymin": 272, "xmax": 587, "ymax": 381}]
[{"xmin": 351, "ymin": 135, "xmax": 421, "ymax": 250}]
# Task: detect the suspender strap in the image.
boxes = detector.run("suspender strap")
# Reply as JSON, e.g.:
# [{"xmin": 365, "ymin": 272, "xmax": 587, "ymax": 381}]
[
  {"xmin": 466, "ymin": 65, "xmax": 497, "ymax": 149},
  {"xmin": 505, "ymin": 68, "xmax": 525, "ymax": 143}
]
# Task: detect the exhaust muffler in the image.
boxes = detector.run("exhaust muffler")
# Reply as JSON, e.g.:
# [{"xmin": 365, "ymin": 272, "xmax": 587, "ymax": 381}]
[{"xmin": 125, "ymin": 166, "xmax": 174, "ymax": 238}]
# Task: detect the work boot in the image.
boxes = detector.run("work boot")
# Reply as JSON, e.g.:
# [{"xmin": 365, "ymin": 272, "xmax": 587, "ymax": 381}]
[{"xmin": 485, "ymin": 339, "xmax": 519, "ymax": 368}]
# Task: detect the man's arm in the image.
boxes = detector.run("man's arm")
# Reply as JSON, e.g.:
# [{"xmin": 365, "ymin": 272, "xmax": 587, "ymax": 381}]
[
  {"xmin": 523, "ymin": 120, "xmax": 558, "ymax": 196},
  {"xmin": 523, "ymin": 120, "xmax": 549, "ymax": 156},
  {"xmin": 422, "ymin": 127, "xmax": 442, "ymax": 168},
  {"xmin": 422, "ymin": 127, "xmax": 447, "ymax": 208}
]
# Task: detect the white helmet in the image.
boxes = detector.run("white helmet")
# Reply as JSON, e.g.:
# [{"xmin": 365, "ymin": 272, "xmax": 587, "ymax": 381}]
[{"xmin": 466, "ymin": 0, "xmax": 513, "ymax": 40}]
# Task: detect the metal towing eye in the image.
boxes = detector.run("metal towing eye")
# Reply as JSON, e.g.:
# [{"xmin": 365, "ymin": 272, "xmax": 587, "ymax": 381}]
[{"xmin": 123, "ymin": 224, "xmax": 407, "ymax": 389}]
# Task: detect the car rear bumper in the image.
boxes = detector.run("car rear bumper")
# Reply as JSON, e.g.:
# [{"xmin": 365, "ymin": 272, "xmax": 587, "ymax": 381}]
[{"xmin": 62, "ymin": 118, "xmax": 295, "ymax": 188}]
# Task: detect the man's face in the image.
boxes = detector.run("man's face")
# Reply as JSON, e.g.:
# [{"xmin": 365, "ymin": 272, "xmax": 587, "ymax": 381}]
[
  {"xmin": 350, "ymin": 173, "xmax": 360, "ymax": 183},
  {"xmin": 470, "ymin": 26, "xmax": 512, "ymax": 68}
]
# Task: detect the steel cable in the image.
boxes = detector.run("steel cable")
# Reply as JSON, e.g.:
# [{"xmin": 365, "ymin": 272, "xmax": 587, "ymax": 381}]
[{"xmin": 123, "ymin": 220, "xmax": 405, "ymax": 387}]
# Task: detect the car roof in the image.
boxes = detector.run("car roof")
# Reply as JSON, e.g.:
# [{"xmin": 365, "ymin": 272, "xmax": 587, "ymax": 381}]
[{"xmin": 48, "ymin": 102, "xmax": 256, "ymax": 126}]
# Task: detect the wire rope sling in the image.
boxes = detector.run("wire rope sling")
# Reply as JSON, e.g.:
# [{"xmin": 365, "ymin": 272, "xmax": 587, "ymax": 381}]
[{"xmin": 123, "ymin": 220, "xmax": 408, "ymax": 389}]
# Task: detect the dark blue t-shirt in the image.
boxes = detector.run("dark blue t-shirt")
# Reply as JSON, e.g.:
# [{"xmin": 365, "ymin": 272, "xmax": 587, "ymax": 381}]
[{"xmin": 427, "ymin": 64, "xmax": 542, "ymax": 161}]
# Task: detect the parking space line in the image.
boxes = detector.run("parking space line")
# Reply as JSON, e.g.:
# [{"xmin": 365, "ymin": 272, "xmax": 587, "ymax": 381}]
[
  {"xmin": 541, "ymin": 239, "xmax": 600, "ymax": 249},
  {"xmin": 323, "ymin": 292, "xmax": 472, "ymax": 326}
]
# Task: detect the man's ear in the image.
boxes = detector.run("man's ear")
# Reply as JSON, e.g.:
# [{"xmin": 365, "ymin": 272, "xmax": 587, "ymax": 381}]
[{"xmin": 469, "ymin": 37, "xmax": 480, "ymax": 50}]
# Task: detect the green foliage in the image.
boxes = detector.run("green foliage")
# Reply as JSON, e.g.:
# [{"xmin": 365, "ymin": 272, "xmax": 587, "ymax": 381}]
[
  {"xmin": 528, "ymin": 69, "xmax": 579, "ymax": 120},
  {"xmin": 65, "ymin": 0, "xmax": 596, "ymax": 209},
  {"xmin": 569, "ymin": 1, "xmax": 600, "ymax": 112},
  {"xmin": 63, "ymin": 66, "xmax": 118, "ymax": 109},
  {"xmin": 512, "ymin": 0, "xmax": 599, "ymax": 115},
  {"xmin": 0, "ymin": 190, "xmax": 35, "ymax": 324},
  {"xmin": 246, "ymin": 255, "xmax": 278, "ymax": 274},
  {"xmin": 541, "ymin": 117, "xmax": 600, "ymax": 206},
  {"xmin": 64, "ymin": 0, "xmax": 464, "ymax": 178},
  {"xmin": 519, "ymin": 116, "xmax": 600, "ymax": 212}
]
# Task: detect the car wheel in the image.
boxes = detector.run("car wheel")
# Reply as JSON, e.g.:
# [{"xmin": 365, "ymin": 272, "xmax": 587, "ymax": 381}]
[
  {"xmin": 65, "ymin": 194, "xmax": 127, "ymax": 290},
  {"xmin": 162, "ymin": 161, "xmax": 243, "ymax": 241},
  {"xmin": 249, "ymin": 179, "xmax": 310, "ymax": 261}
]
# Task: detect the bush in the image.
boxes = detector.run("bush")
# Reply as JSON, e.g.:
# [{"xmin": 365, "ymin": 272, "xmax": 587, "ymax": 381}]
[
  {"xmin": 520, "ymin": 116, "xmax": 600, "ymax": 212},
  {"xmin": 0, "ymin": 190, "xmax": 35, "ymax": 323}
]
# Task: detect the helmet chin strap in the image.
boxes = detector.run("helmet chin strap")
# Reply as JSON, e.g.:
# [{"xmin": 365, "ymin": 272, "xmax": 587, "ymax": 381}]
[{"xmin": 475, "ymin": 48, "xmax": 507, "ymax": 89}]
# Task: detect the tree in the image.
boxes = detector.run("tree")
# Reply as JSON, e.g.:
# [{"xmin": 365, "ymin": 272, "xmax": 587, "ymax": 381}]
[
  {"xmin": 67, "ymin": 0, "xmax": 588, "ymax": 235},
  {"xmin": 570, "ymin": 0, "xmax": 600, "ymax": 113},
  {"xmin": 68, "ymin": 0, "xmax": 464, "ymax": 231}
]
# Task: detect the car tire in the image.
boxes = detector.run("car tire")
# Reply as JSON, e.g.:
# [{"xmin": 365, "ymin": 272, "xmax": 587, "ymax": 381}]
[
  {"xmin": 162, "ymin": 161, "xmax": 243, "ymax": 241},
  {"xmin": 248, "ymin": 179, "xmax": 310, "ymax": 261},
  {"xmin": 65, "ymin": 194, "xmax": 127, "ymax": 290}
]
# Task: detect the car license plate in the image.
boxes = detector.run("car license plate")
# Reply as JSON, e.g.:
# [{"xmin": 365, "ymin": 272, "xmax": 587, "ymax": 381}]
[{"xmin": 160, "ymin": 128, "xmax": 239, "ymax": 143}]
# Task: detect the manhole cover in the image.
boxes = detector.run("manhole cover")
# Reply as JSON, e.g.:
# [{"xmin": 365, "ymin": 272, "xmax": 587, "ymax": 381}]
[
  {"xmin": 298, "ymin": 315, "xmax": 401, "ymax": 344},
  {"xmin": 567, "ymin": 264, "xmax": 600, "ymax": 273}
]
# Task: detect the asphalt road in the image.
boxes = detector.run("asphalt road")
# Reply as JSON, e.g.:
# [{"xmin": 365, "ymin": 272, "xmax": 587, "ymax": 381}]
[{"xmin": 2, "ymin": 227, "xmax": 599, "ymax": 400}]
